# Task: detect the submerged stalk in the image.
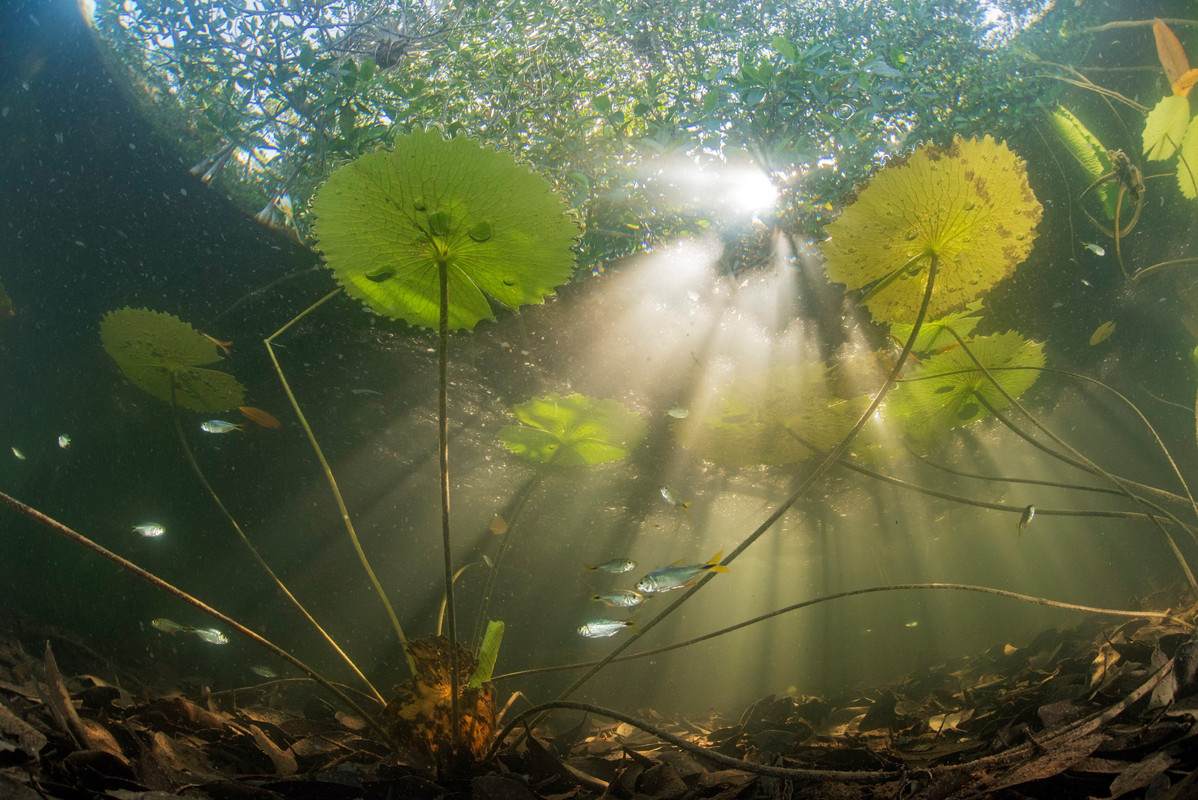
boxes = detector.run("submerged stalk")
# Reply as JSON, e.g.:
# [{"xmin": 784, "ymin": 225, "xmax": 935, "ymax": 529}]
[
  {"xmin": 437, "ymin": 257, "xmax": 462, "ymax": 759},
  {"xmin": 169, "ymin": 376, "xmax": 384, "ymax": 704},
  {"xmin": 550, "ymin": 255, "xmax": 942, "ymax": 703},
  {"xmin": 0, "ymin": 490, "xmax": 389, "ymax": 737},
  {"xmin": 265, "ymin": 289, "xmax": 414, "ymax": 675}
]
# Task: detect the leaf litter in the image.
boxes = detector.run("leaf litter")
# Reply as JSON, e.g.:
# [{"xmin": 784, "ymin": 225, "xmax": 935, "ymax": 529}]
[{"xmin": 0, "ymin": 599, "xmax": 1196, "ymax": 800}]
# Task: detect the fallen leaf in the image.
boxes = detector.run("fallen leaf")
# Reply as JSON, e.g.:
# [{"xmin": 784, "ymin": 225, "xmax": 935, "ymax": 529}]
[{"xmin": 1155, "ymin": 18, "xmax": 1191, "ymax": 86}]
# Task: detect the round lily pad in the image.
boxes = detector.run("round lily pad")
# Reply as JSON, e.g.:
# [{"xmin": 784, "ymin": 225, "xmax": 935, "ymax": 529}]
[
  {"xmin": 674, "ymin": 363, "xmax": 886, "ymax": 467},
  {"xmin": 886, "ymin": 331, "xmax": 1044, "ymax": 447},
  {"xmin": 312, "ymin": 128, "xmax": 580, "ymax": 331},
  {"xmin": 99, "ymin": 307, "xmax": 245, "ymax": 412},
  {"xmin": 497, "ymin": 393, "xmax": 646, "ymax": 466},
  {"xmin": 822, "ymin": 135, "xmax": 1042, "ymax": 324}
]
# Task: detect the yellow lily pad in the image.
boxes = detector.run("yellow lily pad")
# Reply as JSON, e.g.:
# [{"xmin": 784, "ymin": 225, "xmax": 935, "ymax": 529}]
[{"xmin": 1143, "ymin": 95, "xmax": 1191, "ymax": 161}]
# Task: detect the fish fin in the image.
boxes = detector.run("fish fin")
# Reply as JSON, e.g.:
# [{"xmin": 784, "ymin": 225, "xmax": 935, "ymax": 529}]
[
  {"xmin": 683, "ymin": 502, "xmax": 691, "ymax": 517},
  {"xmin": 705, "ymin": 565, "xmax": 730, "ymax": 573},
  {"xmin": 584, "ymin": 565, "xmax": 597, "ymax": 571},
  {"xmin": 705, "ymin": 550, "xmax": 724, "ymax": 566}
]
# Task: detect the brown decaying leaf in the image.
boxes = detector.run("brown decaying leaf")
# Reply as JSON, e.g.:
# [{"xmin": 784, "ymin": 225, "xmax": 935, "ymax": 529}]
[
  {"xmin": 1155, "ymin": 18, "xmax": 1191, "ymax": 86},
  {"xmin": 239, "ymin": 405, "xmax": 283, "ymax": 429}
]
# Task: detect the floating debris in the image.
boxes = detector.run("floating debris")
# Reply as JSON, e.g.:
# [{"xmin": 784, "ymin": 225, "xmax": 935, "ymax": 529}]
[
  {"xmin": 488, "ymin": 514, "xmax": 507, "ymax": 535},
  {"xmin": 11, "ymin": 447, "xmax": 24, "ymax": 460},
  {"xmin": 1089, "ymin": 320, "xmax": 1116, "ymax": 345}
]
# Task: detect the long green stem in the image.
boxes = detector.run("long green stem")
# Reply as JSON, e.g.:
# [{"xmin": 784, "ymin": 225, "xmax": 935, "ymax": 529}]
[
  {"xmin": 549, "ymin": 255, "xmax": 942, "ymax": 704},
  {"xmin": 265, "ymin": 288, "xmax": 414, "ymax": 675},
  {"xmin": 0, "ymin": 489, "xmax": 389, "ymax": 738},
  {"xmin": 169, "ymin": 378, "xmax": 383, "ymax": 704},
  {"xmin": 948, "ymin": 331, "xmax": 1198, "ymax": 593},
  {"xmin": 437, "ymin": 258, "xmax": 461, "ymax": 760},
  {"xmin": 493, "ymin": 582, "xmax": 1191, "ymax": 681}
]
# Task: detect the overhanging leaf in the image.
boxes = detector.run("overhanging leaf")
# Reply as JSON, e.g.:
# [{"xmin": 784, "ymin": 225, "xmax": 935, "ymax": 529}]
[
  {"xmin": 312, "ymin": 128, "xmax": 579, "ymax": 331},
  {"xmin": 1177, "ymin": 117, "xmax": 1198, "ymax": 199},
  {"xmin": 497, "ymin": 393, "xmax": 646, "ymax": 466},
  {"xmin": 1154, "ymin": 18, "xmax": 1191, "ymax": 87},
  {"xmin": 99, "ymin": 308, "xmax": 245, "ymax": 412},
  {"xmin": 1045, "ymin": 106, "xmax": 1119, "ymax": 220},
  {"xmin": 1143, "ymin": 95, "xmax": 1191, "ymax": 161},
  {"xmin": 822, "ymin": 135, "xmax": 1041, "ymax": 324},
  {"xmin": 887, "ymin": 332, "xmax": 1044, "ymax": 447}
]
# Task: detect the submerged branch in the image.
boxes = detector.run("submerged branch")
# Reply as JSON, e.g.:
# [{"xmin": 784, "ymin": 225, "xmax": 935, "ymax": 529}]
[{"xmin": 494, "ymin": 582, "xmax": 1190, "ymax": 681}]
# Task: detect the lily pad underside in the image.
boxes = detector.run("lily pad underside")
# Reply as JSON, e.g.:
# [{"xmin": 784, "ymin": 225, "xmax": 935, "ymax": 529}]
[
  {"xmin": 498, "ymin": 393, "xmax": 647, "ymax": 466},
  {"xmin": 312, "ymin": 128, "xmax": 579, "ymax": 331},
  {"xmin": 675, "ymin": 363, "xmax": 886, "ymax": 468},
  {"xmin": 99, "ymin": 308, "xmax": 245, "ymax": 412},
  {"xmin": 887, "ymin": 331, "xmax": 1044, "ymax": 447},
  {"xmin": 890, "ymin": 301, "xmax": 984, "ymax": 354},
  {"xmin": 822, "ymin": 135, "xmax": 1042, "ymax": 324}
]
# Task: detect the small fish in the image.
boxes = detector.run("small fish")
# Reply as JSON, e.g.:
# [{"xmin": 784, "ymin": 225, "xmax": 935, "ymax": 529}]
[
  {"xmin": 483, "ymin": 554, "xmax": 494, "ymax": 568},
  {"xmin": 591, "ymin": 590, "xmax": 645, "ymax": 608},
  {"xmin": 586, "ymin": 558, "xmax": 637, "ymax": 574},
  {"xmin": 1082, "ymin": 242, "xmax": 1105, "ymax": 256},
  {"xmin": 193, "ymin": 628, "xmax": 229, "ymax": 645},
  {"xmin": 250, "ymin": 665, "xmax": 278, "ymax": 679},
  {"xmin": 239, "ymin": 406, "xmax": 282, "ymax": 429},
  {"xmin": 200, "ymin": 419, "xmax": 243, "ymax": 434},
  {"xmin": 151, "ymin": 618, "xmax": 186, "ymax": 633},
  {"xmin": 57, "ymin": 434, "xmax": 70, "ymax": 449},
  {"xmin": 133, "ymin": 522, "xmax": 166, "ymax": 538},
  {"xmin": 665, "ymin": 406, "xmax": 689, "ymax": 419},
  {"xmin": 660, "ymin": 485, "xmax": 691, "ymax": 516},
  {"xmin": 11, "ymin": 447, "xmax": 24, "ymax": 460},
  {"xmin": 1016, "ymin": 504, "xmax": 1036, "ymax": 534},
  {"xmin": 905, "ymin": 621, "xmax": 919, "ymax": 628},
  {"xmin": 488, "ymin": 514, "xmax": 508, "ymax": 535},
  {"xmin": 578, "ymin": 619, "xmax": 636, "ymax": 638},
  {"xmin": 351, "ymin": 388, "xmax": 383, "ymax": 396},
  {"xmin": 1089, "ymin": 320, "xmax": 1116, "ymax": 346},
  {"xmin": 636, "ymin": 551, "xmax": 729, "ymax": 593}
]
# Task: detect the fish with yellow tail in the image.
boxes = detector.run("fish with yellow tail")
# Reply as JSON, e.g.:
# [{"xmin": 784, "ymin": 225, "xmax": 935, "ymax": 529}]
[
  {"xmin": 635, "ymin": 551, "xmax": 728, "ymax": 593},
  {"xmin": 660, "ymin": 485, "xmax": 691, "ymax": 516}
]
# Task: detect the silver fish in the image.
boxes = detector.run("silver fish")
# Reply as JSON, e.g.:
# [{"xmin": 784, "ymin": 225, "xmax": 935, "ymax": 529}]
[
  {"xmin": 201, "ymin": 420, "xmax": 243, "ymax": 434},
  {"xmin": 250, "ymin": 665, "xmax": 278, "ymax": 679},
  {"xmin": 591, "ymin": 590, "xmax": 645, "ymax": 608},
  {"xmin": 193, "ymin": 628, "xmax": 229, "ymax": 645},
  {"xmin": 57, "ymin": 434, "xmax": 71, "ymax": 449},
  {"xmin": 134, "ymin": 522, "xmax": 166, "ymax": 538},
  {"xmin": 11, "ymin": 447, "xmax": 24, "ymax": 460},
  {"xmin": 586, "ymin": 558, "xmax": 636, "ymax": 574},
  {"xmin": 660, "ymin": 486, "xmax": 691, "ymax": 515},
  {"xmin": 578, "ymin": 619, "xmax": 636, "ymax": 638},
  {"xmin": 665, "ymin": 406, "xmax": 689, "ymax": 419},
  {"xmin": 636, "ymin": 551, "xmax": 728, "ymax": 593},
  {"xmin": 1082, "ymin": 242, "xmax": 1105, "ymax": 256}
]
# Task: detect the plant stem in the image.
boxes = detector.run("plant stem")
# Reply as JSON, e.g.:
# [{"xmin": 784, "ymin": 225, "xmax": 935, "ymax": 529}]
[
  {"xmin": 169, "ymin": 378, "xmax": 383, "ymax": 704},
  {"xmin": 265, "ymin": 288, "xmax": 414, "ymax": 675},
  {"xmin": 948, "ymin": 331, "xmax": 1198, "ymax": 593},
  {"xmin": 437, "ymin": 257, "xmax": 462, "ymax": 760},
  {"xmin": 0, "ymin": 489, "xmax": 390, "ymax": 738},
  {"xmin": 493, "ymin": 582, "xmax": 1191, "ymax": 681},
  {"xmin": 549, "ymin": 255, "xmax": 942, "ymax": 704}
]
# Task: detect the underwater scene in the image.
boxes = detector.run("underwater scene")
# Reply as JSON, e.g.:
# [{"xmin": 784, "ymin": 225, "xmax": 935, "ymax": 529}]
[{"xmin": 3, "ymin": 0, "xmax": 1198, "ymax": 796}]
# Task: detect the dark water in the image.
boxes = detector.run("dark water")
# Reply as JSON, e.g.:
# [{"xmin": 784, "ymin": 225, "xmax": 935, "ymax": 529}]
[{"xmin": 1, "ymin": 0, "xmax": 1197, "ymax": 720}]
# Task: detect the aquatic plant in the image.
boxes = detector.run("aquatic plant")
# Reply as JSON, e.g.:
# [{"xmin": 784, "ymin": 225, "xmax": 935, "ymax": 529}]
[
  {"xmin": 1045, "ymin": 106, "xmax": 1120, "ymax": 221},
  {"xmin": 888, "ymin": 332, "xmax": 1045, "ymax": 448},
  {"xmin": 821, "ymin": 135, "xmax": 1042, "ymax": 324},
  {"xmin": 496, "ymin": 393, "xmax": 646, "ymax": 467},
  {"xmin": 99, "ymin": 307, "xmax": 244, "ymax": 411}
]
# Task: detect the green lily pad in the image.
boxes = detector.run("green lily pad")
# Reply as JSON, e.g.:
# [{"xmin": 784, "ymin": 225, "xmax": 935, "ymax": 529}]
[
  {"xmin": 1046, "ymin": 106, "xmax": 1119, "ymax": 220},
  {"xmin": 674, "ymin": 363, "xmax": 886, "ymax": 467},
  {"xmin": 498, "ymin": 393, "xmax": 646, "ymax": 466},
  {"xmin": 887, "ymin": 332, "xmax": 1044, "ymax": 447},
  {"xmin": 1177, "ymin": 117, "xmax": 1198, "ymax": 199},
  {"xmin": 1143, "ymin": 95, "xmax": 1191, "ymax": 162},
  {"xmin": 99, "ymin": 307, "xmax": 245, "ymax": 412},
  {"xmin": 312, "ymin": 128, "xmax": 580, "ymax": 330},
  {"xmin": 822, "ymin": 135, "xmax": 1041, "ymax": 324},
  {"xmin": 890, "ymin": 301, "xmax": 984, "ymax": 353}
]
